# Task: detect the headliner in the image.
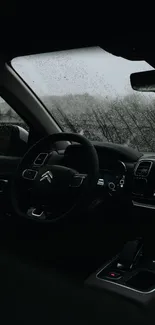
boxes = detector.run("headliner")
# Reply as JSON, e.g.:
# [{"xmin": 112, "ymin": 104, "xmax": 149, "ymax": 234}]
[
  {"xmin": 2, "ymin": 38, "xmax": 155, "ymax": 67},
  {"xmin": 0, "ymin": 15, "xmax": 154, "ymax": 67}
]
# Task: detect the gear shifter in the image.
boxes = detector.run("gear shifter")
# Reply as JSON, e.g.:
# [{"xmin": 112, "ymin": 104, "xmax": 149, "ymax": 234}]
[{"xmin": 117, "ymin": 239, "xmax": 143, "ymax": 271}]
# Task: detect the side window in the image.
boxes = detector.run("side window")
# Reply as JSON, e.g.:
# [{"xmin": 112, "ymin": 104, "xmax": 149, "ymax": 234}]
[{"xmin": 0, "ymin": 97, "xmax": 29, "ymax": 156}]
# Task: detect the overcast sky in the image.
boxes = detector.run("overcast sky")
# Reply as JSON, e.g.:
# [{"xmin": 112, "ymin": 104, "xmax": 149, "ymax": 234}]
[{"xmin": 11, "ymin": 47, "xmax": 154, "ymax": 99}]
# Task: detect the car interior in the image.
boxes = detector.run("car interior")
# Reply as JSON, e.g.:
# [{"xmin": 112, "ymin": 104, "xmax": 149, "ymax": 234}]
[{"xmin": 1, "ymin": 30, "xmax": 155, "ymax": 324}]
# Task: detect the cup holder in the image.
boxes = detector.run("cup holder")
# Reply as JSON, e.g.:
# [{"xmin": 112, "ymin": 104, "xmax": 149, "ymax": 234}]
[{"xmin": 126, "ymin": 270, "xmax": 155, "ymax": 292}]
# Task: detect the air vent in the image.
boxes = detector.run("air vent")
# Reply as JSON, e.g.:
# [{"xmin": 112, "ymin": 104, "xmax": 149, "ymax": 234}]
[{"xmin": 134, "ymin": 161, "xmax": 153, "ymax": 177}]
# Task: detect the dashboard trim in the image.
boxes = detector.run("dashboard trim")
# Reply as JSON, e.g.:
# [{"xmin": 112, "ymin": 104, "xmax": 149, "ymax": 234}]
[{"xmin": 132, "ymin": 200, "xmax": 155, "ymax": 210}]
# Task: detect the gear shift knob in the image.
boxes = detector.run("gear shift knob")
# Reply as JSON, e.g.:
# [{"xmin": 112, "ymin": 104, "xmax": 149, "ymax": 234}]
[{"xmin": 117, "ymin": 239, "xmax": 143, "ymax": 271}]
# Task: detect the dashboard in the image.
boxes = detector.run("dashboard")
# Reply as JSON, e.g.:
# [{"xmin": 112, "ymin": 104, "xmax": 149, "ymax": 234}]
[
  {"xmin": 64, "ymin": 141, "xmax": 137, "ymax": 194},
  {"xmin": 64, "ymin": 141, "xmax": 155, "ymax": 210}
]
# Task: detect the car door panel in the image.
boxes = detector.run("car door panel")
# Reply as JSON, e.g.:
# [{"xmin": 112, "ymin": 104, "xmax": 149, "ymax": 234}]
[{"xmin": 0, "ymin": 156, "xmax": 20, "ymax": 215}]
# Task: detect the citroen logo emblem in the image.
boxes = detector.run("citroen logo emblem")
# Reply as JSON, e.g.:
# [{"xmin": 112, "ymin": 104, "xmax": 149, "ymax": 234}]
[{"xmin": 40, "ymin": 171, "xmax": 53, "ymax": 183}]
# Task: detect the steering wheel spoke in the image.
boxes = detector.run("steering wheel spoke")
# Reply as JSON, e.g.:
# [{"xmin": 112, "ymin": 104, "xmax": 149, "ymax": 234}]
[
  {"xmin": 27, "ymin": 207, "xmax": 46, "ymax": 220},
  {"xmin": 70, "ymin": 173, "xmax": 87, "ymax": 188}
]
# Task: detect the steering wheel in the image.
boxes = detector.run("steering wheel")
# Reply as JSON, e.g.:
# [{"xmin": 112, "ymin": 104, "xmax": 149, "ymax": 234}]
[{"xmin": 11, "ymin": 133, "xmax": 99, "ymax": 223}]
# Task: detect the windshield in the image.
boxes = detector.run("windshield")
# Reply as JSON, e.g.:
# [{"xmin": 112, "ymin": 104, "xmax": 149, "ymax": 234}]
[{"xmin": 12, "ymin": 47, "xmax": 155, "ymax": 152}]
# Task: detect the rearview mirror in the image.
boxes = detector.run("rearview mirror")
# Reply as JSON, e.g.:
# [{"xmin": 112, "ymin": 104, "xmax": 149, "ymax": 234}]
[{"xmin": 130, "ymin": 70, "xmax": 155, "ymax": 92}]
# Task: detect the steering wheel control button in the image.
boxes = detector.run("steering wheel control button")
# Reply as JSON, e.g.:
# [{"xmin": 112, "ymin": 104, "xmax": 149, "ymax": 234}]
[
  {"xmin": 34, "ymin": 153, "xmax": 48, "ymax": 166},
  {"xmin": 22, "ymin": 169, "xmax": 38, "ymax": 180}
]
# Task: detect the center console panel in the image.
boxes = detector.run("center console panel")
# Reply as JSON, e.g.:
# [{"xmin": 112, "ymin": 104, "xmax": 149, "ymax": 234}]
[{"xmin": 85, "ymin": 238, "xmax": 155, "ymax": 305}]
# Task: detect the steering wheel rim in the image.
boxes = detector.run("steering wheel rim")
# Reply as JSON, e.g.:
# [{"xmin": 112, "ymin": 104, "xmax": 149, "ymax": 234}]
[{"xmin": 11, "ymin": 133, "xmax": 99, "ymax": 223}]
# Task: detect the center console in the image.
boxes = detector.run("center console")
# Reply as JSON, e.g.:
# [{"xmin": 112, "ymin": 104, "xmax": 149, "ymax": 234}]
[{"xmin": 85, "ymin": 238, "xmax": 155, "ymax": 305}]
